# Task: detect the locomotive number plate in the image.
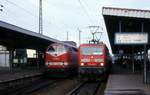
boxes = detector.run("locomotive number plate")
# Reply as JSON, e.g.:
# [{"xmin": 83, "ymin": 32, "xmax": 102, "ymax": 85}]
[
  {"xmin": 53, "ymin": 62, "xmax": 60, "ymax": 65},
  {"xmin": 90, "ymin": 58, "xmax": 94, "ymax": 62}
]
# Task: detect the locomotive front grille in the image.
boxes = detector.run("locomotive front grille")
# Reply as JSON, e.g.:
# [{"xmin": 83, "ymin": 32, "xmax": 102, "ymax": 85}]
[{"xmin": 79, "ymin": 67, "xmax": 106, "ymax": 75}]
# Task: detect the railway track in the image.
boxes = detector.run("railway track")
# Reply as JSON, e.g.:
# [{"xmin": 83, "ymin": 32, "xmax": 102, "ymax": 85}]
[
  {"xmin": 30, "ymin": 78, "xmax": 80, "ymax": 95},
  {"xmin": 67, "ymin": 81, "xmax": 101, "ymax": 95},
  {"xmin": 0, "ymin": 77, "xmax": 58, "ymax": 95},
  {"xmin": 13, "ymin": 79, "xmax": 57, "ymax": 95},
  {"xmin": 1, "ymin": 76, "xmax": 104, "ymax": 95}
]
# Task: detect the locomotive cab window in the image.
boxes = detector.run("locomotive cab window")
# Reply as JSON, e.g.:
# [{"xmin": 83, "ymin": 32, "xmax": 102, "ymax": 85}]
[
  {"xmin": 80, "ymin": 47, "xmax": 103, "ymax": 55},
  {"xmin": 47, "ymin": 44, "xmax": 66, "ymax": 55},
  {"xmin": 47, "ymin": 46, "xmax": 55, "ymax": 52}
]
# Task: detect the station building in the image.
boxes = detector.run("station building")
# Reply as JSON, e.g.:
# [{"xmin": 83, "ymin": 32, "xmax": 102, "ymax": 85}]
[{"xmin": 103, "ymin": 7, "xmax": 150, "ymax": 83}]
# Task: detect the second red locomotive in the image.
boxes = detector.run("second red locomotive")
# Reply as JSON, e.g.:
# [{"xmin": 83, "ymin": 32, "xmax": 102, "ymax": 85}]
[{"xmin": 78, "ymin": 42, "xmax": 111, "ymax": 80}]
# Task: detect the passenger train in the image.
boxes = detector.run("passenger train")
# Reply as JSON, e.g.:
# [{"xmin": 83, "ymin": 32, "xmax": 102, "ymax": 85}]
[
  {"xmin": 45, "ymin": 42, "xmax": 78, "ymax": 77},
  {"xmin": 78, "ymin": 42, "xmax": 111, "ymax": 80}
]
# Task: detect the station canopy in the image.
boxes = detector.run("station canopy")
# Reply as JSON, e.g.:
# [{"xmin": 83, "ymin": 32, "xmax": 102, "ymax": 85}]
[
  {"xmin": 0, "ymin": 21, "xmax": 76, "ymax": 51},
  {"xmin": 103, "ymin": 7, "xmax": 150, "ymax": 54}
]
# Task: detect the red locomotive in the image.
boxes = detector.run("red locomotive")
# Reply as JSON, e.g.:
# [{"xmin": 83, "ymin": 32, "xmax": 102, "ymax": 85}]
[
  {"xmin": 78, "ymin": 43, "xmax": 111, "ymax": 80},
  {"xmin": 45, "ymin": 42, "xmax": 78, "ymax": 77}
]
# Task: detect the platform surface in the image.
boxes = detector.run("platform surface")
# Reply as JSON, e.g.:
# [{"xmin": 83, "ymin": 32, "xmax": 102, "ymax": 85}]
[
  {"xmin": 105, "ymin": 74, "xmax": 150, "ymax": 95},
  {"xmin": 0, "ymin": 67, "xmax": 44, "ymax": 83},
  {"xmin": 105, "ymin": 64, "xmax": 150, "ymax": 95}
]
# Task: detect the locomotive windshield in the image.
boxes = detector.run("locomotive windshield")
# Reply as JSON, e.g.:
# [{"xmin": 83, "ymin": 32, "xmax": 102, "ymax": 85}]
[
  {"xmin": 47, "ymin": 44, "xmax": 66, "ymax": 55},
  {"xmin": 80, "ymin": 47, "xmax": 103, "ymax": 55}
]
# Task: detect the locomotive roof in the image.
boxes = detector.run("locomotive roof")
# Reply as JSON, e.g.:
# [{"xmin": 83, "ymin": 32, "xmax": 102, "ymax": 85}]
[
  {"xmin": 49, "ymin": 42, "xmax": 78, "ymax": 50},
  {"xmin": 79, "ymin": 43, "xmax": 107, "ymax": 47}
]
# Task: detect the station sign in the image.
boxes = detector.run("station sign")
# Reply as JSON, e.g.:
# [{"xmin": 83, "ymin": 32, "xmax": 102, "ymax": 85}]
[{"xmin": 115, "ymin": 32, "xmax": 148, "ymax": 45}]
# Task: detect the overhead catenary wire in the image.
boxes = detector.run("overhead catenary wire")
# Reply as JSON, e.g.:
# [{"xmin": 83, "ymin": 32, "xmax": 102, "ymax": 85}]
[
  {"xmin": 77, "ymin": 0, "xmax": 94, "ymax": 24},
  {"xmin": 82, "ymin": 0, "xmax": 109, "ymax": 43},
  {"xmin": 77, "ymin": 0, "xmax": 104, "ymax": 43},
  {"xmin": 3, "ymin": 0, "xmax": 59, "ymax": 35},
  {"xmin": 5, "ymin": 0, "xmax": 37, "ymax": 18},
  {"xmin": 4, "ymin": 0, "xmax": 52, "ymax": 25},
  {"xmin": 3, "ymin": 7, "xmax": 39, "ymax": 30},
  {"xmin": 0, "ymin": 0, "xmax": 40, "ymax": 32},
  {"xmin": 77, "ymin": 0, "xmax": 95, "ymax": 43},
  {"xmin": 3, "ymin": 0, "xmax": 40, "ymax": 31}
]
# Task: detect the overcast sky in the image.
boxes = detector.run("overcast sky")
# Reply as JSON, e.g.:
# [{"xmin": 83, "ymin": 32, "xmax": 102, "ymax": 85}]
[{"xmin": 0, "ymin": 0, "xmax": 150, "ymax": 53}]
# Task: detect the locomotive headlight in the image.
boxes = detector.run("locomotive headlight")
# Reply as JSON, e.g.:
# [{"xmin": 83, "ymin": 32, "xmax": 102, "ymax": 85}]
[
  {"xmin": 81, "ymin": 63, "xmax": 84, "ymax": 66},
  {"xmin": 48, "ymin": 62, "xmax": 51, "ymax": 66},
  {"xmin": 46, "ymin": 62, "xmax": 48, "ymax": 66},
  {"xmin": 100, "ymin": 62, "xmax": 104, "ymax": 66},
  {"xmin": 46, "ymin": 62, "xmax": 50, "ymax": 66},
  {"xmin": 60, "ymin": 62, "xmax": 63, "ymax": 65},
  {"xmin": 63, "ymin": 62, "xmax": 68, "ymax": 65}
]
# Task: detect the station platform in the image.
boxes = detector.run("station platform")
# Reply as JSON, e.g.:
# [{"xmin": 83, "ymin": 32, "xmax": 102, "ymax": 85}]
[
  {"xmin": 105, "ymin": 64, "xmax": 150, "ymax": 95},
  {"xmin": 0, "ymin": 67, "xmax": 44, "ymax": 83}
]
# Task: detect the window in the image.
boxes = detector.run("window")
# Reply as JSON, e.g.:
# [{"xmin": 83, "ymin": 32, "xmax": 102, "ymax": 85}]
[
  {"xmin": 80, "ymin": 46, "xmax": 103, "ymax": 55},
  {"xmin": 47, "ymin": 44, "xmax": 66, "ymax": 55}
]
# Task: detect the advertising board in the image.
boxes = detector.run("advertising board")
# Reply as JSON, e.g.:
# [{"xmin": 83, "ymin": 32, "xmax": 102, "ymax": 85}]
[{"xmin": 115, "ymin": 32, "xmax": 148, "ymax": 45}]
